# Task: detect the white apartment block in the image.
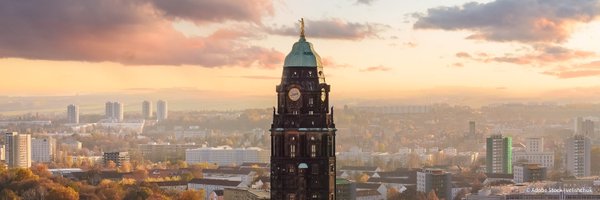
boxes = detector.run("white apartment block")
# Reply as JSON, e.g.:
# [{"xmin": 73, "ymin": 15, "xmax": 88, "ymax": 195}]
[
  {"xmin": 566, "ymin": 135, "xmax": 591, "ymax": 177},
  {"xmin": 5, "ymin": 132, "xmax": 31, "ymax": 168},
  {"xmin": 32, "ymin": 137, "xmax": 56, "ymax": 163},
  {"xmin": 513, "ymin": 137, "xmax": 554, "ymax": 169},
  {"xmin": 185, "ymin": 146, "xmax": 269, "ymax": 166}
]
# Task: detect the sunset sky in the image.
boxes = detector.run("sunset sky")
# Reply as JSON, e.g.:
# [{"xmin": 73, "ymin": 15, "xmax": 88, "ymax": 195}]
[{"xmin": 1, "ymin": 0, "xmax": 599, "ymax": 104}]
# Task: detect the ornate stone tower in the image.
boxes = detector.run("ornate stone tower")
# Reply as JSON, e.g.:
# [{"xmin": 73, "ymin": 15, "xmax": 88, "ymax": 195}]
[{"xmin": 270, "ymin": 19, "xmax": 336, "ymax": 200}]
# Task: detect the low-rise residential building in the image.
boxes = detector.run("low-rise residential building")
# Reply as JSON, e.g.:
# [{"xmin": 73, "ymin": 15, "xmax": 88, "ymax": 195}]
[
  {"xmin": 154, "ymin": 181, "xmax": 188, "ymax": 191},
  {"xmin": 139, "ymin": 142, "xmax": 200, "ymax": 162},
  {"xmin": 103, "ymin": 151, "xmax": 130, "ymax": 167},
  {"xmin": 339, "ymin": 166, "xmax": 382, "ymax": 179},
  {"xmin": 356, "ymin": 183, "xmax": 387, "ymax": 200},
  {"xmin": 62, "ymin": 139, "xmax": 82, "ymax": 150},
  {"xmin": 223, "ymin": 188, "xmax": 270, "ymax": 200},
  {"xmin": 188, "ymin": 178, "xmax": 242, "ymax": 200},
  {"xmin": 356, "ymin": 190, "xmax": 383, "ymax": 200},
  {"xmin": 336, "ymin": 178, "xmax": 357, "ymax": 200},
  {"xmin": 202, "ymin": 168, "xmax": 256, "ymax": 186}
]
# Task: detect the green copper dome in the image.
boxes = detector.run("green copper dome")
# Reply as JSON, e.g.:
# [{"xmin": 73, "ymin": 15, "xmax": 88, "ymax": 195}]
[{"xmin": 283, "ymin": 36, "xmax": 323, "ymax": 68}]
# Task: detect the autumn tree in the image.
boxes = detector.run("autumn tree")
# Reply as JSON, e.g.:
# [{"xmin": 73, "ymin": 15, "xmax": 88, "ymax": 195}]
[
  {"xmin": 47, "ymin": 185, "xmax": 78, "ymax": 200},
  {"xmin": 178, "ymin": 189, "xmax": 204, "ymax": 200}
]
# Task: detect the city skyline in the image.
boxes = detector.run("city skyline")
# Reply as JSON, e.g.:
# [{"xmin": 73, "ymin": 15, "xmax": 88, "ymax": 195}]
[{"xmin": 0, "ymin": 0, "xmax": 599, "ymax": 103}]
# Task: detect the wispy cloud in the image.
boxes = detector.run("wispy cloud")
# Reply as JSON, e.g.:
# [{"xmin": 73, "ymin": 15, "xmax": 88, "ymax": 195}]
[
  {"xmin": 543, "ymin": 61, "xmax": 600, "ymax": 78},
  {"xmin": 239, "ymin": 75, "xmax": 280, "ymax": 80},
  {"xmin": 266, "ymin": 18, "xmax": 389, "ymax": 40},
  {"xmin": 457, "ymin": 46, "xmax": 595, "ymax": 66},
  {"xmin": 354, "ymin": 0, "xmax": 377, "ymax": 6},
  {"xmin": 360, "ymin": 65, "xmax": 392, "ymax": 72}
]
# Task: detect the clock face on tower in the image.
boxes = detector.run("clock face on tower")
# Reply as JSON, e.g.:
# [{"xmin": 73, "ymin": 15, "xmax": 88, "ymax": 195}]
[{"xmin": 288, "ymin": 88, "xmax": 301, "ymax": 101}]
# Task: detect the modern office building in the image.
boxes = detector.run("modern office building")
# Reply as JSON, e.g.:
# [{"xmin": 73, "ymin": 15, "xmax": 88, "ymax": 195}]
[
  {"xmin": 142, "ymin": 100, "xmax": 152, "ymax": 119},
  {"xmin": 565, "ymin": 135, "xmax": 591, "ymax": 177},
  {"xmin": 486, "ymin": 134, "xmax": 512, "ymax": 174},
  {"xmin": 31, "ymin": 137, "xmax": 56, "ymax": 163},
  {"xmin": 417, "ymin": 168, "xmax": 452, "ymax": 200},
  {"xmin": 156, "ymin": 100, "xmax": 168, "ymax": 121},
  {"xmin": 185, "ymin": 146, "xmax": 269, "ymax": 166},
  {"xmin": 67, "ymin": 104, "xmax": 79, "ymax": 124},
  {"xmin": 4, "ymin": 132, "xmax": 32, "ymax": 168},
  {"xmin": 270, "ymin": 19, "xmax": 337, "ymax": 200},
  {"xmin": 103, "ymin": 151, "xmax": 130, "ymax": 167},
  {"xmin": 513, "ymin": 163, "xmax": 547, "ymax": 183}
]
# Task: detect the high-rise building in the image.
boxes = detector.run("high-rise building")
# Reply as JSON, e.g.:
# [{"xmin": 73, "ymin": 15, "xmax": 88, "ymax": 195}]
[
  {"xmin": 67, "ymin": 104, "xmax": 79, "ymax": 124},
  {"xmin": 32, "ymin": 137, "xmax": 56, "ymax": 163},
  {"xmin": 113, "ymin": 102, "xmax": 124, "ymax": 122},
  {"xmin": 525, "ymin": 138, "xmax": 543, "ymax": 153},
  {"xmin": 105, "ymin": 101, "xmax": 114, "ymax": 119},
  {"xmin": 575, "ymin": 117, "xmax": 595, "ymax": 137},
  {"xmin": 105, "ymin": 101, "xmax": 124, "ymax": 122},
  {"xmin": 156, "ymin": 100, "xmax": 168, "ymax": 121},
  {"xmin": 4, "ymin": 132, "xmax": 31, "ymax": 168},
  {"xmin": 565, "ymin": 135, "xmax": 591, "ymax": 177},
  {"xmin": 469, "ymin": 121, "xmax": 476, "ymax": 136},
  {"xmin": 142, "ymin": 100, "xmax": 152, "ymax": 119},
  {"xmin": 581, "ymin": 120, "xmax": 594, "ymax": 137},
  {"xmin": 417, "ymin": 168, "xmax": 452, "ymax": 200},
  {"xmin": 270, "ymin": 19, "xmax": 337, "ymax": 200},
  {"xmin": 486, "ymin": 134, "xmax": 512, "ymax": 174}
]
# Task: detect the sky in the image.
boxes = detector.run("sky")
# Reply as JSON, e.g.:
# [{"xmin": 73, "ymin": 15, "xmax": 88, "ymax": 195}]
[{"xmin": 0, "ymin": 0, "xmax": 600, "ymax": 106}]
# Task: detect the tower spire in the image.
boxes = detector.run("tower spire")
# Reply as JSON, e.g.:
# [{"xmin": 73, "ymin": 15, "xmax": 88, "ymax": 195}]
[{"xmin": 299, "ymin": 18, "xmax": 305, "ymax": 38}]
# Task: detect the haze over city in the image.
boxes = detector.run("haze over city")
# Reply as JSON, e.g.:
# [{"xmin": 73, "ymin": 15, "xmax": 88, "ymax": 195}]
[
  {"xmin": 1, "ymin": 1, "xmax": 600, "ymax": 200},
  {"xmin": 1, "ymin": 0, "xmax": 600, "ymax": 114}
]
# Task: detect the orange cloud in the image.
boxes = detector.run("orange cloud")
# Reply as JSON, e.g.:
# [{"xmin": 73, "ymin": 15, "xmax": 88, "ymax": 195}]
[
  {"xmin": 0, "ymin": 0, "xmax": 281, "ymax": 68},
  {"xmin": 543, "ymin": 61, "xmax": 600, "ymax": 78},
  {"xmin": 414, "ymin": 0, "xmax": 600, "ymax": 43},
  {"xmin": 455, "ymin": 52, "xmax": 471, "ymax": 58}
]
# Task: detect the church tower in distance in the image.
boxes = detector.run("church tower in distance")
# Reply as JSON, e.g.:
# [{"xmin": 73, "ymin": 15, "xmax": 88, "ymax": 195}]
[{"xmin": 270, "ymin": 19, "xmax": 337, "ymax": 200}]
